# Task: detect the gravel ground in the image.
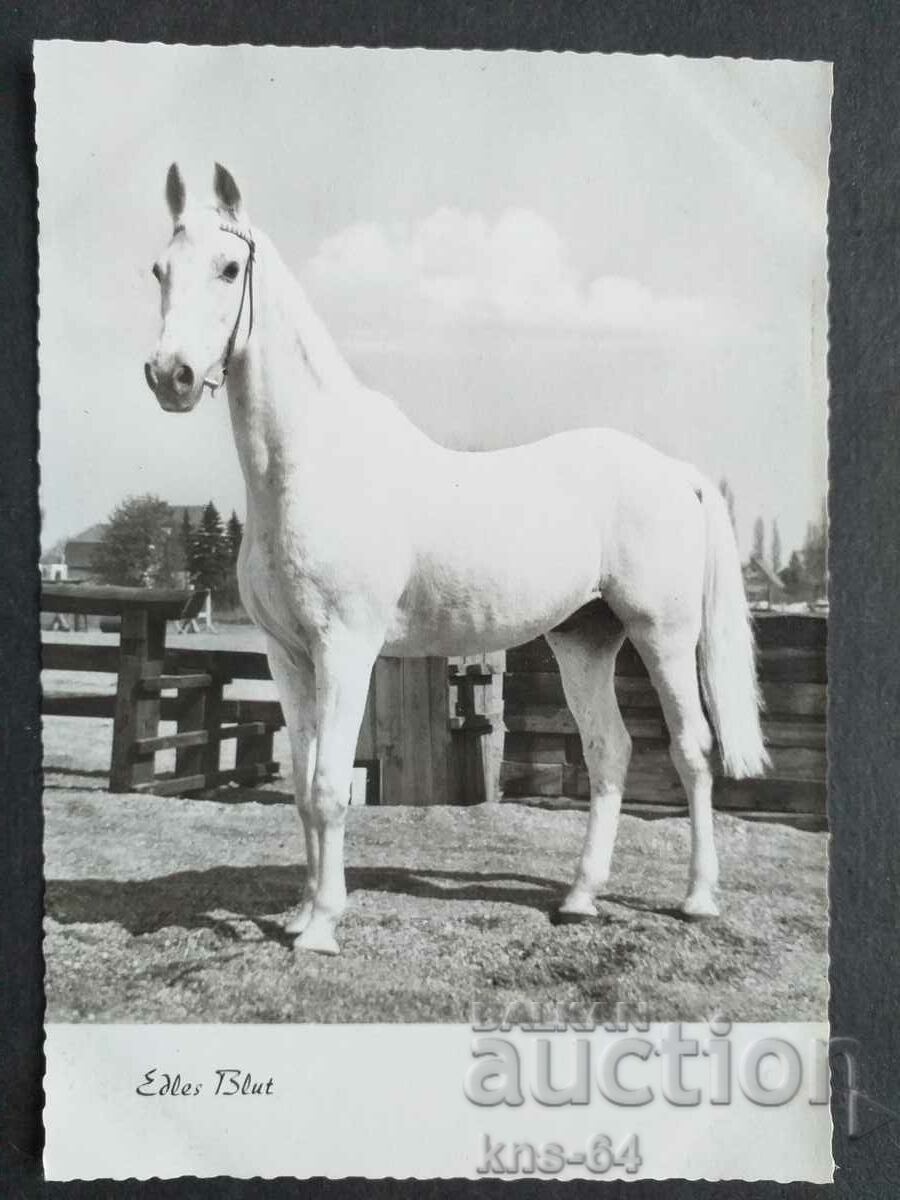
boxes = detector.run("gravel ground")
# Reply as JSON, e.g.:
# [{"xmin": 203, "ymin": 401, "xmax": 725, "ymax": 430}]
[{"xmin": 44, "ymin": 773, "xmax": 828, "ymax": 1024}]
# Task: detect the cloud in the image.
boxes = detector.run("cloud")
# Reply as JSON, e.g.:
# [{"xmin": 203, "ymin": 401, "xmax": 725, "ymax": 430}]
[
  {"xmin": 307, "ymin": 206, "xmax": 731, "ymax": 341},
  {"xmin": 308, "ymin": 221, "xmax": 406, "ymax": 288}
]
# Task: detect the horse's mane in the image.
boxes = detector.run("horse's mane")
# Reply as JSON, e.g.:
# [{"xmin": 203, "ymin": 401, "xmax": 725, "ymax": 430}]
[{"xmin": 251, "ymin": 225, "xmax": 359, "ymax": 395}]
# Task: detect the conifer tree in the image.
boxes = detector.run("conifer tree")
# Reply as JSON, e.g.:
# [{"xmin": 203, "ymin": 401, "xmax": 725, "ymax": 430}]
[
  {"xmin": 771, "ymin": 519, "xmax": 783, "ymax": 575},
  {"xmin": 180, "ymin": 510, "xmax": 193, "ymax": 581},
  {"xmin": 186, "ymin": 502, "xmax": 230, "ymax": 598},
  {"xmin": 226, "ymin": 510, "xmax": 243, "ymax": 565},
  {"xmin": 752, "ymin": 516, "xmax": 766, "ymax": 564}
]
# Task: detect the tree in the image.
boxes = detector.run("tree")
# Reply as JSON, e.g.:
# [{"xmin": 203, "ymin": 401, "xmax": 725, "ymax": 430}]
[
  {"xmin": 780, "ymin": 550, "xmax": 805, "ymax": 594},
  {"xmin": 778, "ymin": 498, "xmax": 827, "ymax": 600},
  {"xmin": 93, "ymin": 495, "xmax": 180, "ymax": 587},
  {"xmin": 186, "ymin": 501, "xmax": 231, "ymax": 597},
  {"xmin": 179, "ymin": 510, "xmax": 194, "ymax": 584},
  {"xmin": 217, "ymin": 510, "xmax": 245, "ymax": 610},
  {"xmin": 180, "ymin": 510, "xmax": 193, "ymax": 554},
  {"xmin": 771, "ymin": 519, "xmax": 783, "ymax": 575},
  {"xmin": 752, "ymin": 515, "xmax": 765, "ymax": 564},
  {"xmin": 801, "ymin": 497, "xmax": 828, "ymax": 596},
  {"xmin": 226, "ymin": 510, "xmax": 243, "ymax": 565},
  {"xmin": 719, "ymin": 478, "xmax": 737, "ymax": 533}
]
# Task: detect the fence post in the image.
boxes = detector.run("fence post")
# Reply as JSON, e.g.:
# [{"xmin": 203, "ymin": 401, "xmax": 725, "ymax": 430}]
[
  {"xmin": 109, "ymin": 608, "xmax": 165, "ymax": 792},
  {"xmin": 234, "ymin": 723, "xmax": 275, "ymax": 783},
  {"xmin": 201, "ymin": 680, "xmax": 224, "ymax": 787},
  {"xmin": 449, "ymin": 664, "xmax": 498, "ymax": 805},
  {"xmin": 175, "ymin": 683, "xmax": 208, "ymax": 783},
  {"xmin": 477, "ymin": 657, "xmax": 505, "ymax": 804}
]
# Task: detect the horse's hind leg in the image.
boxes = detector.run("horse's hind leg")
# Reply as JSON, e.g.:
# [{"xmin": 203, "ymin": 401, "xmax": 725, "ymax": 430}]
[
  {"xmin": 627, "ymin": 621, "xmax": 719, "ymax": 918},
  {"xmin": 546, "ymin": 608, "xmax": 629, "ymax": 921},
  {"xmin": 265, "ymin": 638, "xmax": 319, "ymax": 934}
]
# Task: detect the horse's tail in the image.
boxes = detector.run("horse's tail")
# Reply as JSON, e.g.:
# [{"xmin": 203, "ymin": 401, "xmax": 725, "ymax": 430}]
[{"xmin": 696, "ymin": 479, "xmax": 769, "ymax": 779}]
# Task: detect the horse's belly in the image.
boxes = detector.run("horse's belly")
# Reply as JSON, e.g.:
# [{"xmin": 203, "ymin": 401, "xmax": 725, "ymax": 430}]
[
  {"xmin": 383, "ymin": 602, "xmax": 595, "ymax": 657},
  {"xmin": 384, "ymin": 550, "xmax": 599, "ymax": 657}
]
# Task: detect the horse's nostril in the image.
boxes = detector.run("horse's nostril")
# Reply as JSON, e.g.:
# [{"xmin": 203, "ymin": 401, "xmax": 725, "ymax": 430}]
[
  {"xmin": 144, "ymin": 361, "xmax": 159, "ymax": 393},
  {"xmin": 173, "ymin": 364, "xmax": 195, "ymax": 394}
]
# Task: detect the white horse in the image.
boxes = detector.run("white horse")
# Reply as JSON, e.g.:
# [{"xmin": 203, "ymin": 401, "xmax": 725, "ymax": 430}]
[{"xmin": 145, "ymin": 164, "xmax": 768, "ymax": 955}]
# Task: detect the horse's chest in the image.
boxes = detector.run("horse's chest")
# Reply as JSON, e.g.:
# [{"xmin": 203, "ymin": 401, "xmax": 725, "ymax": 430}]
[
  {"xmin": 239, "ymin": 519, "xmax": 330, "ymax": 632},
  {"xmin": 239, "ymin": 494, "xmax": 406, "ymax": 641}
]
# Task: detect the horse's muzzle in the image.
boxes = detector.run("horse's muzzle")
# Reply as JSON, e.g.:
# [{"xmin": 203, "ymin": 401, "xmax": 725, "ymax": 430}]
[{"xmin": 144, "ymin": 358, "xmax": 199, "ymax": 412}]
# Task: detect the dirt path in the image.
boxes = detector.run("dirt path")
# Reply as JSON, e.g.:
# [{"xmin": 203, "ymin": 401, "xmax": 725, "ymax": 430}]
[{"xmin": 45, "ymin": 783, "xmax": 827, "ymax": 1023}]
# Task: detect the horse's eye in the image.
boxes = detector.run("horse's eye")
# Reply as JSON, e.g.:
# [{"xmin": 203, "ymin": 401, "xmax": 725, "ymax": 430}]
[
  {"xmin": 222, "ymin": 261, "xmax": 240, "ymax": 282},
  {"xmin": 151, "ymin": 262, "xmax": 162, "ymax": 282}
]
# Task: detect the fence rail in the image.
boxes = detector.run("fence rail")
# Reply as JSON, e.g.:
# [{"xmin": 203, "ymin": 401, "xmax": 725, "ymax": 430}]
[
  {"xmin": 40, "ymin": 584, "xmax": 207, "ymax": 619},
  {"xmin": 501, "ymin": 612, "xmax": 827, "ymax": 830}
]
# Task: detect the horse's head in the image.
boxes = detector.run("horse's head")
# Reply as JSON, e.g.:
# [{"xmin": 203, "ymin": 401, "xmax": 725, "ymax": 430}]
[{"xmin": 144, "ymin": 163, "xmax": 254, "ymax": 412}]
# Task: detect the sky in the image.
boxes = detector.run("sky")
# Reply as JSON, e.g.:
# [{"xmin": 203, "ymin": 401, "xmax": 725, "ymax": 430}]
[{"xmin": 35, "ymin": 43, "xmax": 831, "ymax": 559}]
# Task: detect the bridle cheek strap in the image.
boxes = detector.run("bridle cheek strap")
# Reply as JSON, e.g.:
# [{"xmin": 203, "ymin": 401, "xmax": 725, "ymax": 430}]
[{"xmin": 202, "ymin": 223, "xmax": 256, "ymax": 395}]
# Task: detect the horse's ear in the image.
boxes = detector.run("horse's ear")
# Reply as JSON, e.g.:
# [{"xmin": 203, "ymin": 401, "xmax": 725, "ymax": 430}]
[
  {"xmin": 213, "ymin": 163, "xmax": 243, "ymax": 219},
  {"xmin": 166, "ymin": 163, "xmax": 186, "ymax": 222}
]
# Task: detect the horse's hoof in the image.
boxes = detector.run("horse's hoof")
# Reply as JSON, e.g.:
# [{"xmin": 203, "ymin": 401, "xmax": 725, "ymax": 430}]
[
  {"xmin": 294, "ymin": 922, "xmax": 341, "ymax": 956},
  {"xmin": 681, "ymin": 896, "xmax": 720, "ymax": 921},
  {"xmin": 552, "ymin": 908, "xmax": 597, "ymax": 926},
  {"xmin": 285, "ymin": 903, "xmax": 314, "ymax": 935}
]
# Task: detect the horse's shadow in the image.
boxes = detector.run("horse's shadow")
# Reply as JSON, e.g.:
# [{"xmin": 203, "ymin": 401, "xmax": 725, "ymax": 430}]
[
  {"xmin": 600, "ymin": 893, "xmax": 694, "ymax": 923},
  {"xmin": 45, "ymin": 774, "xmax": 299, "ymax": 806},
  {"xmin": 45, "ymin": 863, "xmax": 563, "ymax": 943},
  {"xmin": 43, "ymin": 766, "xmax": 111, "ymax": 791},
  {"xmin": 46, "ymin": 863, "xmax": 689, "ymax": 943}
]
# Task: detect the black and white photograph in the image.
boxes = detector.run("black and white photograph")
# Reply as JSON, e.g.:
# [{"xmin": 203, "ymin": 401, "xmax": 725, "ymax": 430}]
[{"xmin": 35, "ymin": 41, "xmax": 831, "ymax": 1180}]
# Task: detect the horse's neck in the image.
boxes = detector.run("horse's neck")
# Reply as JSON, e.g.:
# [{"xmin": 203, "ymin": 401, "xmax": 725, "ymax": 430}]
[
  {"xmin": 227, "ymin": 231, "xmax": 439, "ymax": 518},
  {"xmin": 256, "ymin": 231, "xmax": 357, "ymax": 392},
  {"xmin": 226, "ymin": 232, "xmax": 360, "ymax": 491}
]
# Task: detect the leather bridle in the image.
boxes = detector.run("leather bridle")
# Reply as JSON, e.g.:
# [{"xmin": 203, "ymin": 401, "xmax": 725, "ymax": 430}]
[{"xmin": 201, "ymin": 222, "xmax": 256, "ymax": 395}]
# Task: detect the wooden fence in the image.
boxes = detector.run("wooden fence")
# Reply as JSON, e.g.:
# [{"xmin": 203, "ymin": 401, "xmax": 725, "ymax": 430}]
[
  {"xmin": 42, "ymin": 585, "xmax": 284, "ymax": 795},
  {"xmin": 501, "ymin": 613, "xmax": 827, "ymax": 830},
  {"xmin": 42, "ymin": 586, "xmax": 825, "ymax": 825},
  {"xmin": 41, "ymin": 584, "xmax": 500, "ymax": 805}
]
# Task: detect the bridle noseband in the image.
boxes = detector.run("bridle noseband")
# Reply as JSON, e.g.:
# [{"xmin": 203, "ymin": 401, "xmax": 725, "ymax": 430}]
[{"xmin": 202, "ymin": 222, "xmax": 256, "ymax": 395}]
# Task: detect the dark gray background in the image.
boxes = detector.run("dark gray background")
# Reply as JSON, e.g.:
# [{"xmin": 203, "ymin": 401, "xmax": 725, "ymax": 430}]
[{"xmin": 1, "ymin": 2, "xmax": 897, "ymax": 1197}]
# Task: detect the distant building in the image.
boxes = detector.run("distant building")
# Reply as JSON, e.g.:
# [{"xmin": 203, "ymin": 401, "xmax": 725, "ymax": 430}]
[
  {"xmin": 45, "ymin": 505, "xmax": 209, "ymax": 584},
  {"xmin": 743, "ymin": 556, "xmax": 786, "ymax": 609},
  {"xmin": 39, "ymin": 544, "xmax": 68, "ymax": 582},
  {"xmin": 61, "ymin": 522, "xmax": 106, "ymax": 583}
]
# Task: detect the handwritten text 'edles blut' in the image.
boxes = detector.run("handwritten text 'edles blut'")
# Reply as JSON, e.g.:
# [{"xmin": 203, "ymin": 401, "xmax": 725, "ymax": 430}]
[{"xmin": 136, "ymin": 1068, "xmax": 275, "ymax": 1098}]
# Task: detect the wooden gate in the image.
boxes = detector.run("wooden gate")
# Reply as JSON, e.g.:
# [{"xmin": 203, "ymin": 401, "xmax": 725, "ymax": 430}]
[
  {"xmin": 356, "ymin": 658, "xmax": 451, "ymax": 807},
  {"xmin": 354, "ymin": 657, "xmax": 504, "ymax": 807}
]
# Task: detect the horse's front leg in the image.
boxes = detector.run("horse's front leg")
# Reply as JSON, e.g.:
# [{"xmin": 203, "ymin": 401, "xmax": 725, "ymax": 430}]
[
  {"xmin": 264, "ymin": 638, "xmax": 319, "ymax": 935},
  {"xmin": 295, "ymin": 625, "xmax": 383, "ymax": 956}
]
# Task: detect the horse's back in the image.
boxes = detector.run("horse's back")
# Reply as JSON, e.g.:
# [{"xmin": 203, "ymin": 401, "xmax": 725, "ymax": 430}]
[
  {"xmin": 407, "ymin": 422, "xmax": 702, "ymax": 572},
  {"xmin": 381, "ymin": 421, "xmax": 706, "ymax": 655}
]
